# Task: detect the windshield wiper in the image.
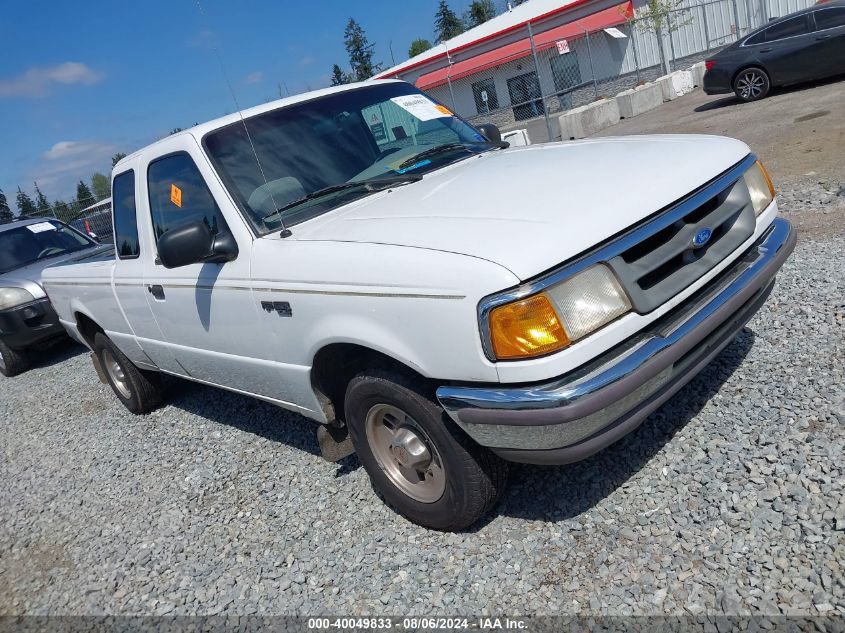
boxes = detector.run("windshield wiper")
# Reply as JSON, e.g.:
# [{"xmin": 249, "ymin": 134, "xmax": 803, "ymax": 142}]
[
  {"xmin": 397, "ymin": 143, "xmax": 482, "ymax": 170},
  {"xmin": 262, "ymin": 174, "xmax": 423, "ymax": 221}
]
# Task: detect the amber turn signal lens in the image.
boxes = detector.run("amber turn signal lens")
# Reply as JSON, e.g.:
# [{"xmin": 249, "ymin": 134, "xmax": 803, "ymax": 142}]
[
  {"xmin": 756, "ymin": 159, "xmax": 776, "ymax": 198},
  {"xmin": 489, "ymin": 294, "xmax": 570, "ymax": 360}
]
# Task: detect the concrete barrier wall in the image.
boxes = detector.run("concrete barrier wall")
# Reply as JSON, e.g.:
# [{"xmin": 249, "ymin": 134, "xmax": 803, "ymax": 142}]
[
  {"xmin": 616, "ymin": 82, "xmax": 664, "ymax": 119},
  {"xmin": 558, "ymin": 98, "xmax": 621, "ymax": 140}
]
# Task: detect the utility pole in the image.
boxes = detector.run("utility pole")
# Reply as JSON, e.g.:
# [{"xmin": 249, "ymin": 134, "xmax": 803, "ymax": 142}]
[{"xmin": 388, "ymin": 41, "xmax": 396, "ymax": 66}]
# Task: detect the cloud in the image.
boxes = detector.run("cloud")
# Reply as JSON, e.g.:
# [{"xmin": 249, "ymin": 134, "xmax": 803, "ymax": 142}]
[
  {"xmin": 0, "ymin": 62, "xmax": 103, "ymax": 98},
  {"xmin": 43, "ymin": 141, "xmax": 114, "ymax": 161},
  {"xmin": 244, "ymin": 71, "xmax": 263, "ymax": 84},
  {"xmin": 298, "ymin": 56, "xmax": 317, "ymax": 67},
  {"xmin": 31, "ymin": 141, "xmax": 116, "ymax": 199}
]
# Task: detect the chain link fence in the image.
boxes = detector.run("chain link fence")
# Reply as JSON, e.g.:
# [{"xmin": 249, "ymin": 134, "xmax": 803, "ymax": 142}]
[
  {"xmin": 14, "ymin": 196, "xmax": 115, "ymax": 243},
  {"xmin": 416, "ymin": 0, "xmax": 810, "ymax": 142}
]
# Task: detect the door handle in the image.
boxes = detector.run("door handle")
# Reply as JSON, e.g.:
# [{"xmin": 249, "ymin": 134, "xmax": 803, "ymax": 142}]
[
  {"xmin": 759, "ymin": 47, "xmax": 773, "ymax": 52},
  {"xmin": 147, "ymin": 284, "xmax": 165, "ymax": 300},
  {"xmin": 815, "ymin": 34, "xmax": 830, "ymax": 40}
]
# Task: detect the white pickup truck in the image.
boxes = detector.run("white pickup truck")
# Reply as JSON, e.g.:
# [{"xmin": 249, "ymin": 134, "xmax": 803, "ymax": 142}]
[{"xmin": 43, "ymin": 80, "xmax": 795, "ymax": 530}]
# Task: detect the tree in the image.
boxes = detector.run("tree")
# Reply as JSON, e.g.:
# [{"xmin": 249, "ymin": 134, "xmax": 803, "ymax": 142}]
[
  {"xmin": 33, "ymin": 182, "xmax": 52, "ymax": 217},
  {"xmin": 76, "ymin": 180, "xmax": 94, "ymax": 209},
  {"xmin": 344, "ymin": 18, "xmax": 380, "ymax": 81},
  {"xmin": 52, "ymin": 200, "xmax": 73, "ymax": 223},
  {"xmin": 627, "ymin": 0, "xmax": 691, "ymax": 75},
  {"xmin": 330, "ymin": 64, "xmax": 350, "ymax": 86},
  {"xmin": 16, "ymin": 187, "xmax": 37, "ymax": 217},
  {"xmin": 91, "ymin": 172, "xmax": 111, "ymax": 199},
  {"xmin": 0, "ymin": 188, "xmax": 13, "ymax": 223},
  {"xmin": 408, "ymin": 38, "xmax": 433, "ymax": 58},
  {"xmin": 465, "ymin": 0, "xmax": 497, "ymax": 28},
  {"xmin": 111, "ymin": 152, "xmax": 127, "ymax": 167},
  {"xmin": 434, "ymin": 0, "xmax": 464, "ymax": 43}
]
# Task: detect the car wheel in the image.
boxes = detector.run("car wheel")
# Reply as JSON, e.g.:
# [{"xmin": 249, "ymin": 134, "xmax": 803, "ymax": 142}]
[
  {"xmin": 733, "ymin": 67, "xmax": 770, "ymax": 102},
  {"xmin": 0, "ymin": 339, "xmax": 30, "ymax": 377},
  {"xmin": 344, "ymin": 368, "xmax": 509, "ymax": 531},
  {"xmin": 94, "ymin": 332, "xmax": 164, "ymax": 414}
]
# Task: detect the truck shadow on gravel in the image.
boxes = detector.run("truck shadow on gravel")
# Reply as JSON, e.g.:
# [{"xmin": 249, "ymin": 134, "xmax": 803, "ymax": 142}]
[
  {"xmin": 28, "ymin": 338, "xmax": 87, "ymax": 371},
  {"xmin": 487, "ymin": 327, "xmax": 757, "ymax": 528},
  {"xmin": 158, "ymin": 328, "xmax": 755, "ymax": 529}
]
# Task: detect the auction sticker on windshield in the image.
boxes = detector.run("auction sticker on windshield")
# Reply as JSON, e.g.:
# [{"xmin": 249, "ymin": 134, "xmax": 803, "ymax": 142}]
[
  {"xmin": 390, "ymin": 95, "xmax": 452, "ymax": 121},
  {"xmin": 26, "ymin": 222, "xmax": 56, "ymax": 233}
]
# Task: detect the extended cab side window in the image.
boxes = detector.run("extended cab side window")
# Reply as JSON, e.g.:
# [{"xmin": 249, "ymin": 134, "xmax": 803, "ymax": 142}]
[
  {"xmin": 113, "ymin": 170, "xmax": 140, "ymax": 259},
  {"xmin": 764, "ymin": 15, "xmax": 810, "ymax": 41},
  {"xmin": 147, "ymin": 152, "xmax": 227, "ymax": 243}
]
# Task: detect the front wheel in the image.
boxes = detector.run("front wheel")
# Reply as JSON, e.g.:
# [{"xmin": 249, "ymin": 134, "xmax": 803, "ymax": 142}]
[
  {"xmin": 733, "ymin": 67, "xmax": 770, "ymax": 102},
  {"xmin": 344, "ymin": 369, "xmax": 509, "ymax": 531},
  {"xmin": 94, "ymin": 333, "xmax": 163, "ymax": 414},
  {"xmin": 0, "ymin": 339, "xmax": 30, "ymax": 377}
]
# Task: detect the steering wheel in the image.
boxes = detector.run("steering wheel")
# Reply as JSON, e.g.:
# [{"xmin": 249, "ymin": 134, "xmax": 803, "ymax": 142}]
[{"xmin": 37, "ymin": 247, "xmax": 64, "ymax": 258}]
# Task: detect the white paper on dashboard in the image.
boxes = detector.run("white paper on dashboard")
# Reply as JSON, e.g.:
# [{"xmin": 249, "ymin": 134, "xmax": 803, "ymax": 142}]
[
  {"xmin": 390, "ymin": 95, "xmax": 452, "ymax": 121},
  {"xmin": 26, "ymin": 222, "xmax": 56, "ymax": 233}
]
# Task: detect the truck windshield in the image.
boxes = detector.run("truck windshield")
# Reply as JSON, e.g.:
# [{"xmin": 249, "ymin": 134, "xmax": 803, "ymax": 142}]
[
  {"xmin": 0, "ymin": 221, "xmax": 95, "ymax": 273},
  {"xmin": 203, "ymin": 82, "xmax": 496, "ymax": 235}
]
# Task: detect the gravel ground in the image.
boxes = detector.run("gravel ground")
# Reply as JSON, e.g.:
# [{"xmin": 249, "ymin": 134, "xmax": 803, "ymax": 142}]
[{"xmin": 1, "ymin": 181, "xmax": 843, "ymax": 617}]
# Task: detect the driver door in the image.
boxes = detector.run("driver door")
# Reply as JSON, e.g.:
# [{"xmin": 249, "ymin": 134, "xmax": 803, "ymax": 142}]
[{"xmin": 137, "ymin": 137, "xmax": 282, "ymax": 400}]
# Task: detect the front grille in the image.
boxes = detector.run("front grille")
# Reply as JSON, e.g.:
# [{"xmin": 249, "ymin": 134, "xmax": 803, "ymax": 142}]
[{"xmin": 607, "ymin": 175, "xmax": 756, "ymax": 313}]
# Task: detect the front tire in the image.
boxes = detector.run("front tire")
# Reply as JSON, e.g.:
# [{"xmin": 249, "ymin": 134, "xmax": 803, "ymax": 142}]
[
  {"xmin": 344, "ymin": 369, "xmax": 509, "ymax": 531},
  {"xmin": 94, "ymin": 333, "xmax": 163, "ymax": 414},
  {"xmin": 0, "ymin": 339, "xmax": 30, "ymax": 377},
  {"xmin": 733, "ymin": 67, "xmax": 770, "ymax": 102}
]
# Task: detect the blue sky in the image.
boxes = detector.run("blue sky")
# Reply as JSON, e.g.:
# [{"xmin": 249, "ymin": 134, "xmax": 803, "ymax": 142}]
[{"xmin": 0, "ymin": 0, "xmax": 477, "ymax": 206}]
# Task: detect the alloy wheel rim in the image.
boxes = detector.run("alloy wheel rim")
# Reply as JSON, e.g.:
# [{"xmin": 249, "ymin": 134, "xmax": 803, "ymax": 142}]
[
  {"xmin": 364, "ymin": 403, "xmax": 446, "ymax": 503},
  {"xmin": 102, "ymin": 349, "xmax": 131, "ymax": 399},
  {"xmin": 738, "ymin": 72, "xmax": 764, "ymax": 99},
  {"xmin": 0, "ymin": 351, "xmax": 6, "ymax": 371}
]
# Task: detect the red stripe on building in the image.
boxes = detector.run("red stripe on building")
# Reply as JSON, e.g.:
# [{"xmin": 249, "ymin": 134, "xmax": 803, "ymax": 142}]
[{"xmin": 415, "ymin": 1, "xmax": 633, "ymax": 90}]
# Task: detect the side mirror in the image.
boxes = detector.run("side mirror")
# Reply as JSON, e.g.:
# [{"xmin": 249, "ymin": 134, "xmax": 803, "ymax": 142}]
[
  {"xmin": 157, "ymin": 220, "xmax": 238, "ymax": 269},
  {"xmin": 476, "ymin": 123, "xmax": 509, "ymax": 148}
]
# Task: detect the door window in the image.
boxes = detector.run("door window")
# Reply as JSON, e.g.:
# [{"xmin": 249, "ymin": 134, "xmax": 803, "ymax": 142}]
[
  {"xmin": 764, "ymin": 15, "xmax": 810, "ymax": 41},
  {"xmin": 471, "ymin": 78, "xmax": 499, "ymax": 113},
  {"xmin": 814, "ymin": 7, "xmax": 845, "ymax": 30},
  {"xmin": 147, "ymin": 153, "xmax": 227, "ymax": 242},
  {"xmin": 112, "ymin": 170, "xmax": 139, "ymax": 259},
  {"xmin": 550, "ymin": 53, "xmax": 582, "ymax": 92}
]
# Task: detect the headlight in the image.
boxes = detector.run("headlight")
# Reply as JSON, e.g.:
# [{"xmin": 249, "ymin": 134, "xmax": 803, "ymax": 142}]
[
  {"xmin": 0, "ymin": 287, "xmax": 36, "ymax": 310},
  {"xmin": 744, "ymin": 160, "xmax": 775, "ymax": 216},
  {"xmin": 488, "ymin": 265, "xmax": 631, "ymax": 360}
]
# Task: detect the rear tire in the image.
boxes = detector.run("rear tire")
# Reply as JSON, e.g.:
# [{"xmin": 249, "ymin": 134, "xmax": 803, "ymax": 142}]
[
  {"xmin": 0, "ymin": 339, "xmax": 30, "ymax": 377},
  {"xmin": 344, "ymin": 368, "xmax": 509, "ymax": 531},
  {"xmin": 93, "ymin": 333, "xmax": 163, "ymax": 414},
  {"xmin": 733, "ymin": 67, "xmax": 770, "ymax": 102}
]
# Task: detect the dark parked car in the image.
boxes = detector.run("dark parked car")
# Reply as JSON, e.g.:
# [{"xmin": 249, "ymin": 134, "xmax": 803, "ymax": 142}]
[
  {"xmin": 704, "ymin": 0, "xmax": 845, "ymax": 101},
  {"xmin": 0, "ymin": 218, "xmax": 111, "ymax": 376}
]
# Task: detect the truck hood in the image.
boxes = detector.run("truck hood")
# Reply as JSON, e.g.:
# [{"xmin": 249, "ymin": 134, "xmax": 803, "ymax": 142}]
[
  {"xmin": 0, "ymin": 244, "xmax": 112, "ymax": 299},
  {"xmin": 293, "ymin": 135, "xmax": 751, "ymax": 280}
]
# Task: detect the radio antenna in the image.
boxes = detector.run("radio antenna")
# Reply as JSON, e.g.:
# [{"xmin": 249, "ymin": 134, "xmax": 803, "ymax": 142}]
[{"xmin": 193, "ymin": 0, "xmax": 291, "ymax": 237}]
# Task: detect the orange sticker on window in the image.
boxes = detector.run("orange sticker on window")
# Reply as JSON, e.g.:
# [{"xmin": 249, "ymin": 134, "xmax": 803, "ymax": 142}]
[
  {"xmin": 170, "ymin": 184, "xmax": 182, "ymax": 208},
  {"xmin": 435, "ymin": 104, "xmax": 453, "ymax": 115}
]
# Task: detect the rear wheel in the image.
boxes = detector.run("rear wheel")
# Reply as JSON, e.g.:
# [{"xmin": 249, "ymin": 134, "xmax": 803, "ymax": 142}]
[
  {"xmin": 344, "ymin": 369, "xmax": 509, "ymax": 531},
  {"xmin": 0, "ymin": 339, "xmax": 30, "ymax": 377},
  {"xmin": 94, "ymin": 333, "xmax": 163, "ymax": 414},
  {"xmin": 733, "ymin": 67, "xmax": 770, "ymax": 102}
]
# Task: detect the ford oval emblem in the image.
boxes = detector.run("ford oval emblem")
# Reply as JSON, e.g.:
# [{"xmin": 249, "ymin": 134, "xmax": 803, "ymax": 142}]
[{"xmin": 692, "ymin": 228, "xmax": 713, "ymax": 248}]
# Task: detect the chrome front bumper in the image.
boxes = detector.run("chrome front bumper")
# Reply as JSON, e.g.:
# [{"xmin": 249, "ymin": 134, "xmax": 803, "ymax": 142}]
[{"xmin": 436, "ymin": 218, "xmax": 796, "ymax": 465}]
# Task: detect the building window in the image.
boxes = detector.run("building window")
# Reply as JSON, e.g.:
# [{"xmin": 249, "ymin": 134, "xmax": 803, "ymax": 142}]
[
  {"xmin": 471, "ymin": 78, "xmax": 499, "ymax": 114},
  {"xmin": 550, "ymin": 52, "xmax": 582, "ymax": 93},
  {"xmin": 507, "ymin": 71, "xmax": 544, "ymax": 121}
]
